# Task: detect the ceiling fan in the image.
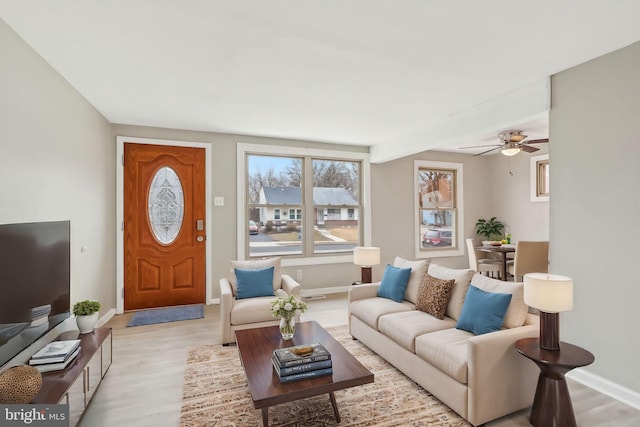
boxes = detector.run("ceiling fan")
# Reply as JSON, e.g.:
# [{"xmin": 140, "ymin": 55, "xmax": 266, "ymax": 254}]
[{"xmin": 459, "ymin": 130, "xmax": 549, "ymax": 156}]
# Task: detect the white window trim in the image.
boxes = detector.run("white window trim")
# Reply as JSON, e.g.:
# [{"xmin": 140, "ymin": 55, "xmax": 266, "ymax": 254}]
[
  {"xmin": 414, "ymin": 160, "xmax": 464, "ymax": 259},
  {"xmin": 530, "ymin": 154, "xmax": 550, "ymax": 202},
  {"xmin": 237, "ymin": 143, "xmax": 371, "ymax": 267}
]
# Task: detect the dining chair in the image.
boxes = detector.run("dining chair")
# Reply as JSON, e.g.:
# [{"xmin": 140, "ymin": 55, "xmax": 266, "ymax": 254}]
[
  {"xmin": 466, "ymin": 238, "xmax": 502, "ymax": 279},
  {"xmin": 507, "ymin": 241, "xmax": 549, "ymax": 282}
]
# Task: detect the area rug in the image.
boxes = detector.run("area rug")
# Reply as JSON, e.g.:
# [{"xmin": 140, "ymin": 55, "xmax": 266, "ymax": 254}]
[
  {"xmin": 126, "ymin": 304, "xmax": 204, "ymax": 327},
  {"xmin": 180, "ymin": 325, "xmax": 471, "ymax": 426}
]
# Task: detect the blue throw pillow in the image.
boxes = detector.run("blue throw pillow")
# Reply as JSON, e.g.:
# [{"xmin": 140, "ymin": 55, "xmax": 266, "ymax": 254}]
[
  {"xmin": 456, "ymin": 285, "xmax": 512, "ymax": 335},
  {"xmin": 235, "ymin": 266, "xmax": 275, "ymax": 299},
  {"xmin": 377, "ymin": 264, "xmax": 412, "ymax": 303}
]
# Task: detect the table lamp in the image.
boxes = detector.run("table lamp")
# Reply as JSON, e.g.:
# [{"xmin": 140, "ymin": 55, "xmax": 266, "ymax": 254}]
[
  {"xmin": 523, "ymin": 273, "xmax": 574, "ymax": 351},
  {"xmin": 353, "ymin": 246, "xmax": 380, "ymax": 284}
]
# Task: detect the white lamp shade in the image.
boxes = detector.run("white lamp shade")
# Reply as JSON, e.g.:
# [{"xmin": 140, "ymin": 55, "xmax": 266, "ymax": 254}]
[
  {"xmin": 353, "ymin": 246, "xmax": 380, "ymax": 266},
  {"xmin": 523, "ymin": 273, "xmax": 574, "ymax": 313}
]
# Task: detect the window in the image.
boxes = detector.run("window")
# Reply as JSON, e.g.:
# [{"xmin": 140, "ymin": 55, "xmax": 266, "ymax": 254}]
[
  {"xmin": 530, "ymin": 154, "xmax": 549, "ymax": 202},
  {"xmin": 240, "ymin": 144, "xmax": 369, "ymax": 262},
  {"xmin": 414, "ymin": 160, "xmax": 464, "ymax": 258}
]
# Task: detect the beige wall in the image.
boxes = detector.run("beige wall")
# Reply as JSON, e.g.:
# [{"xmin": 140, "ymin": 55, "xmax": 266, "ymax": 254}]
[
  {"xmin": 551, "ymin": 41, "xmax": 640, "ymax": 393},
  {"xmin": 0, "ymin": 21, "xmax": 115, "ymax": 312}
]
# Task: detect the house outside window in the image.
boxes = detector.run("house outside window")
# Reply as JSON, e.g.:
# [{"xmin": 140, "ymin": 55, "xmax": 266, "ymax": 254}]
[
  {"xmin": 242, "ymin": 146, "xmax": 368, "ymax": 261},
  {"xmin": 414, "ymin": 160, "xmax": 464, "ymax": 258}
]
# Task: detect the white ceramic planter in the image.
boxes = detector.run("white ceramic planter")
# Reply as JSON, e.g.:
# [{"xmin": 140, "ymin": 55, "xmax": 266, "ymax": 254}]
[{"xmin": 76, "ymin": 312, "xmax": 98, "ymax": 334}]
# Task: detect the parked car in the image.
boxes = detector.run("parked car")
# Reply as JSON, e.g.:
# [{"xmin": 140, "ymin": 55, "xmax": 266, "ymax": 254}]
[
  {"xmin": 249, "ymin": 220, "xmax": 259, "ymax": 235},
  {"xmin": 422, "ymin": 228, "xmax": 452, "ymax": 247}
]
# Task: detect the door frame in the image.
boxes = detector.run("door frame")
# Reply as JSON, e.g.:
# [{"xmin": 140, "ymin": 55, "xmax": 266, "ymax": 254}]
[{"xmin": 116, "ymin": 136, "xmax": 212, "ymax": 314}]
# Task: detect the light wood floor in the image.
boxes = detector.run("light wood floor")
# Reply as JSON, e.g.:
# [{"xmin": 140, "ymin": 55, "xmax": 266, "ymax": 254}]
[{"xmin": 81, "ymin": 293, "xmax": 640, "ymax": 427}]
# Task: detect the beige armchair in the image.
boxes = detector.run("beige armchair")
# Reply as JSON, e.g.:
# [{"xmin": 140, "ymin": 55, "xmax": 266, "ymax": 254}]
[{"xmin": 219, "ymin": 257, "xmax": 301, "ymax": 345}]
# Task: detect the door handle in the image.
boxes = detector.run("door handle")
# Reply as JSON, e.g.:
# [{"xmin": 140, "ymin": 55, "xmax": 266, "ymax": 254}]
[{"xmin": 197, "ymin": 236, "xmax": 204, "ymax": 242}]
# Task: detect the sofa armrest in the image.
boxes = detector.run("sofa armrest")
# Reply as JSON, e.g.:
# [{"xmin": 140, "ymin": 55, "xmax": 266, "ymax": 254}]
[
  {"xmin": 348, "ymin": 282, "xmax": 380, "ymax": 303},
  {"xmin": 281, "ymin": 274, "xmax": 301, "ymax": 296},
  {"xmin": 466, "ymin": 320, "xmax": 540, "ymax": 426},
  {"xmin": 219, "ymin": 278, "xmax": 234, "ymax": 344}
]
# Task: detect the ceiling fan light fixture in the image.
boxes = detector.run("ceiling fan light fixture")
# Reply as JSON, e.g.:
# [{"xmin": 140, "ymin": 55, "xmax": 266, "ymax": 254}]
[{"xmin": 501, "ymin": 142, "xmax": 521, "ymax": 156}]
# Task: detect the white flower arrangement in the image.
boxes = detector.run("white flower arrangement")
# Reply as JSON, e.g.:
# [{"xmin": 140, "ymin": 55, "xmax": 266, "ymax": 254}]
[{"xmin": 271, "ymin": 289, "xmax": 308, "ymax": 320}]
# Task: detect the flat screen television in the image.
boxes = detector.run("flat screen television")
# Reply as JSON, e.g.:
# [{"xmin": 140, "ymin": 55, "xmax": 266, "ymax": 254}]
[{"xmin": 0, "ymin": 220, "xmax": 71, "ymax": 368}]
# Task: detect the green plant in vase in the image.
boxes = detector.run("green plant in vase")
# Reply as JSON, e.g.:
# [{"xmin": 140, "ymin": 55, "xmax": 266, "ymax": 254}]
[
  {"xmin": 475, "ymin": 217, "xmax": 505, "ymax": 242},
  {"xmin": 73, "ymin": 300, "xmax": 101, "ymax": 334}
]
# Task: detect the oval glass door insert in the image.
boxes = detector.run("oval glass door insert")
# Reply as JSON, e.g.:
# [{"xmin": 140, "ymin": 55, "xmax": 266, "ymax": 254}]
[{"xmin": 148, "ymin": 166, "xmax": 184, "ymax": 244}]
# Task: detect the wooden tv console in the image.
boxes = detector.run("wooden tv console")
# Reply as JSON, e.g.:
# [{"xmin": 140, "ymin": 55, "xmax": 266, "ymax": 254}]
[{"xmin": 32, "ymin": 327, "xmax": 112, "ymax": 427}]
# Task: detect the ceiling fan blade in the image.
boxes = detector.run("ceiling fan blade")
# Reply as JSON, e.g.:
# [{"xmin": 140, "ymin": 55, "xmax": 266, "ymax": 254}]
[
  {"xmin": 524, "ymin": 138, "xmax": 549, "ymax": 145},
  {"xmin": 458, "ymin": 144, "xmax": 502, "ymax": 150},
  {"xmin": 474, "ymin": 146, "xmax": 502, "ymax": 156},
  {"xmin": 521, "ymin": 145, "xmax": 539, "ymax": 153}
]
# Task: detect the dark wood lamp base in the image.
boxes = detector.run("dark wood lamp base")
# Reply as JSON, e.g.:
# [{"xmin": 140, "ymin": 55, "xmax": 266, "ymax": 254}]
[{"xmin": 360, "ymin": 266, "xmax": 372, "ymax": 284}]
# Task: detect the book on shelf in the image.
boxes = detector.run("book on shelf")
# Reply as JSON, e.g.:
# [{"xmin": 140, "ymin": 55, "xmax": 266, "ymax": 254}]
[
  {"xmin": 272, "ymin": 356, "xmax": 332, "ymax": 378},
  {"xmin": 33, "ymin": 347, "xmax": 80, "ymax": 373},
  {"xmin": 29, "ymin": 345, "xmax": 82, "ymax": 365},
  {"xmin": 30, "ymin": 339, "xmax": 81, "ymax": 360},
  {"xmin": 276, "ymin": 366, "xmax": 333, "ymax": 383},
  {"xmin": 273, "ymin": 343, "xmax": 331, "ymax": 368}
]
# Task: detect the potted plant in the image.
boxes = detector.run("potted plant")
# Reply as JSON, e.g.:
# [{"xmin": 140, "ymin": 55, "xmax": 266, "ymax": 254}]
[
  {"xmin": 73, "ymin": 300, "xmax": 101, "ymax": 334},
  {"xmin": 475, "ymin": 217, "xmax": 505, "ymax": 244}
]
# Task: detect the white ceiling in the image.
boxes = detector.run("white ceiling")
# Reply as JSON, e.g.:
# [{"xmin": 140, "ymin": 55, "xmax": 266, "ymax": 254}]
[{"xmin": 2, "ymin": 1, "xmax": 640, "ymax": 162}]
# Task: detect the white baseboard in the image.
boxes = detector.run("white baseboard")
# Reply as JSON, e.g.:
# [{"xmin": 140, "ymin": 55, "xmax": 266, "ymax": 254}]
[
  {"xmin": 96, "ymin": 308, "xmax": 116, "ymax": 327},
  {"xmin": 208, "ymin": 286, "xmax": 350, "ymax": 305},
  {"xmin": 568, "ymin": 368, "xmax": 640, "ymax": 411},
  {"xmin": 301, "ymin": 285, "xmax": 351, "ymax": 297}
]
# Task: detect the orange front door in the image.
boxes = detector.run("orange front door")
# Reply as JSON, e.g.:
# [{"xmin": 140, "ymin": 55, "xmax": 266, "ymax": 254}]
[{"xmin": 123, "ymin": 143, "xmax": 206, "ymax": 310}]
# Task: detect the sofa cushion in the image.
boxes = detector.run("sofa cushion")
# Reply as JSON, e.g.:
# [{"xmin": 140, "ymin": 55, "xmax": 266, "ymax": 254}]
[
  {"xmin": 456, "ymin": 285, "xmax": 512, "ymax": 335},
  {"xmin": 378, "ymin": 311, "xmax": 457, "ymax": 352},
  {"xmin": 349, "ymin": 297, "xmax": 413, "ymax": 330},
  {"xmin": 235, "ymin": 266, "xmax": 275, "ymax": 299},
  {"xmin": 469, "ymin": 273, "xmax": 528, "ymax": 328},
  {"xmin": 393, "ymin": 257, "xmax": 429, "ymax": 304},
  {"xmin": 229, "ymin": 257, "xmax": 282, "ymax": 295},
  {"xmin": 415, "ymin": 328, "xmax": 473, "ymax": 384},
  {"xmin": 377, "ymin": 264, "xmax": 412, "ymax": 302},
  {"xmin": 415, "ymin": 274, "xmax": 456, "ymax": 319},
  {"xmin": 230, "ymin": 296, "xmax": 277, "ymax": 325},
  {"xmin": 427, "ymin": 264, "xmax": 474, "ymax": 321}
]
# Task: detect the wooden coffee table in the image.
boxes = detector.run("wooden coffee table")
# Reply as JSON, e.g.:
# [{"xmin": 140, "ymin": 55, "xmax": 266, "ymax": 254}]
[{"xmin": 235, "ymin": 320, "xmax": 374, "ymax": 426}]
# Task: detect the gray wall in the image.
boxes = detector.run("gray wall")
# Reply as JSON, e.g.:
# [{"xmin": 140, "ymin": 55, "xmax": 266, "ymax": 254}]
[
  {"xmin": 111, "ymin": 124, "xmax": 368, "ymax": 295},
  {"xmin": 0, "ymin": 21, "xmax": 115, "ymax": 313},
  {"xmin": 487, "ymin": 146, "xmax": 549, "ymax": 241},
  {"xmin": 551, "ymin": 41, "xmax": 640, "ymax": 393}
]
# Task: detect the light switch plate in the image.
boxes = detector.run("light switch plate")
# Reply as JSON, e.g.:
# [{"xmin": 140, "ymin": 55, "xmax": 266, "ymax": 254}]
[{"xmin": 214, "ymin": 196, "xmax": 224, "ymax": 206}]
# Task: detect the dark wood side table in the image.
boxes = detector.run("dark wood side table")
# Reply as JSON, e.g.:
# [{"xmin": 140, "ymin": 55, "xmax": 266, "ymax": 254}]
[{"xmin": 516, "ymin": 338, "xmax": 594, "ymax": 427}]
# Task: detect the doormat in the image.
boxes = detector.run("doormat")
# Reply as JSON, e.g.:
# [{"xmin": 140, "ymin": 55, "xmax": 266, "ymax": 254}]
[{"xmin": 127, "ymin": 304, "xmax": 204, "ymax": 327}]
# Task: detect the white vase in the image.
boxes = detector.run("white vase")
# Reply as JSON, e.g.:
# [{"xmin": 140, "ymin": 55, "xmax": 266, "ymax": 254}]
[
  {"xmin": 76, "ymin": 312, "xmax": 98, "ymax": 334},
  {"xmin": 279, "ymin": 316, "xmax": 296, "ymax": 340}
]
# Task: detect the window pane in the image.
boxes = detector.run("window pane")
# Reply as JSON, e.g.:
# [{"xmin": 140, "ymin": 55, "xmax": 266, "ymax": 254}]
[
  {"xmin": 312, "ymin": 159, "xmax": 360, "ymax": 254},
  {"xmin": 148, "ymin": 166, "xmax": 184, "ymax": 244},
  {"xmin": 249, "ymin": 219, "xmax": 303, "ymax": 257},
  {"xmin": 419, "ymin": 210, "xmax": 455, "ymax": 249},
  {"xmin": 247, "ymin": 154, "xmax": 303, "ymax": 257},
  {"xmin": 418, "ymin": 169, "xmax": 454, "ymax": 208}
]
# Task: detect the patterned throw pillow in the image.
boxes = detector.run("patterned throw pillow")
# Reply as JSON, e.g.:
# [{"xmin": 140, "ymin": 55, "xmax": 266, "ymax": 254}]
[{"xmin": 416, "ymin": 274, "xmax": 456, "ymax": 319}]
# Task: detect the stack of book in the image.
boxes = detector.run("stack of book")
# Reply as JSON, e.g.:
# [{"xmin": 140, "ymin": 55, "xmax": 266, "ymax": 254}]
[
  {"xmin": 272, "ymin": 343, "xmax": 332, "ymax": 383},
  {"xmin": 29, "ymin": 339, "xmax": 81, "ymax": 373}
]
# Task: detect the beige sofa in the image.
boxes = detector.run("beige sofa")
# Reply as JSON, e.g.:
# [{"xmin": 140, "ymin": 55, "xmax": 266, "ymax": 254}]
[
  {"xmin": 220, "ymin": 257, "xmax": 301, "ymax": 345},
  {"xmin": 348, "ymin": 261, "xmax": 540, "ymax": 426}
]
